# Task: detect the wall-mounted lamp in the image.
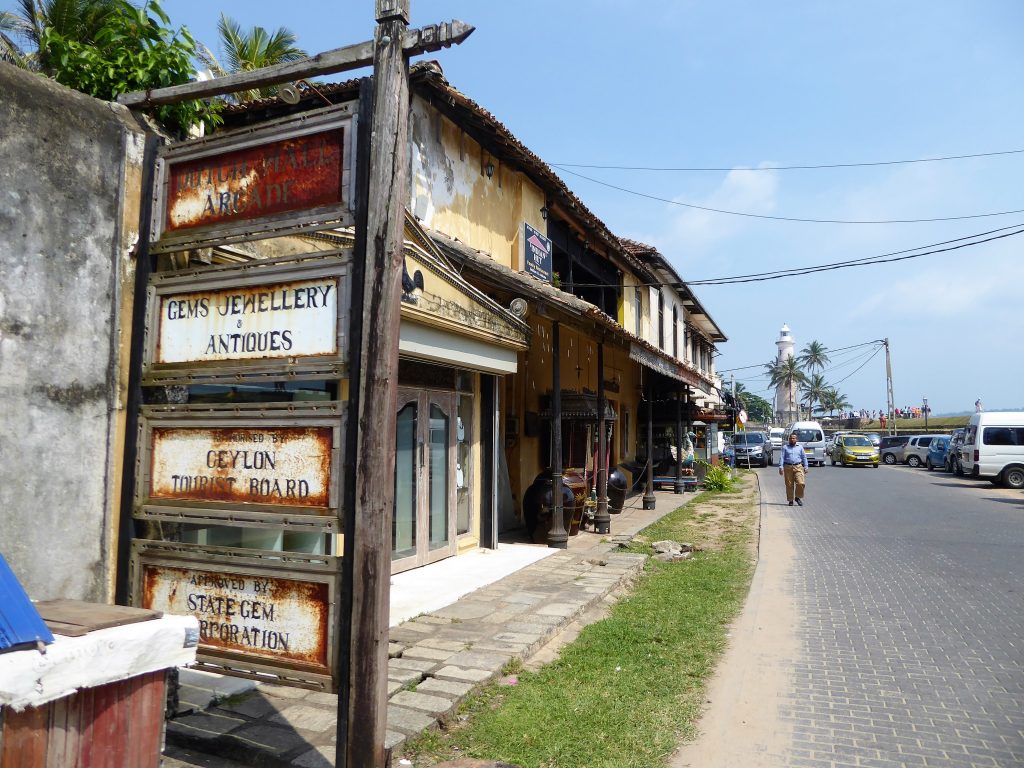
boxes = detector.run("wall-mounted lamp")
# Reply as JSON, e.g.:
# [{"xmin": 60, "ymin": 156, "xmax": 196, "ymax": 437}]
[
  {"xmin": 540, "ymin": 203, "xmax": 549, "ymax": 221},
  {"xmin": 485, "ymin": 160, "xmax": 495, "ymax": 179}
]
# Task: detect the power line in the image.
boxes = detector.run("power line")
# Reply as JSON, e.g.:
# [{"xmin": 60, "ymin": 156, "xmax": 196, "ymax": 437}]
[
  {"xmin": 690, "ymin": 225, "xmax": 1024, "ymax": 285},
  {"xmin": 550, "ymin": 147, "xmax": 1024, "ymax": 173},
  {"xmin": 831, "ymin": 346, "xmax": 885, "ymax": 386},
  {"xmin": 554, "ymin": 166, "xmax": 1024, "ymax": 224},
  {"xmin": 717, "ymin": 339, "xmax": 883, "ymax": 373}
]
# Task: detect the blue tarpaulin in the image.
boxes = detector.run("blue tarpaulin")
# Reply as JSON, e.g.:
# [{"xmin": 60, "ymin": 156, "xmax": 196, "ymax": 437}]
[{"xmin": 0, "ymin": 553, "xmax": 54, "ymax": 652}]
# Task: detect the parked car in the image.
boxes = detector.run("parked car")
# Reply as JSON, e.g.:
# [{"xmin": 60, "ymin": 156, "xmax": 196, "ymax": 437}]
[
  {"xmin": 783, "ymin": 421, "xmax": 826, "ymax": 466},
  {"xmin": 731, "ymin": 431, "xmax": 770, "ymax": 467},
  {"xmin": 960, "ymin": 411, "xmax": 1024, "ymax": 489},
  {"xmin": 879, "ymin": 435, "xmax": 911, "ymax": 465},
  {"xmin": 863, "ymin": 432, "xmax": 881, "ymax": 448},
  {"xmin": 903, "ymin": 435, "xmax": 945, "ymax": 467},
  {"xmin": 768, "ymin": 427, "xmax": 785, "ymax": 450},
  {"xmin": 830, "ymin": 434, "xmax": 880, "ymax": 467},
  {"xmin": 946, "ymin": 429, "xmax": 966, "ymax": 473},
  {"xmin": 925, "ymin": 436, "xmax": 950, "ymax": 470}
]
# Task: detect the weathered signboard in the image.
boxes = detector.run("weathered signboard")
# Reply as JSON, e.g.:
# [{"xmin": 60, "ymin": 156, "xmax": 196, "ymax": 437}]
[
  {"xmin": 130, "ymin": 540, "xmax": 339, "ymax": 690},
  {"xmin": 150, "ymin": 103, "xmax": 357, "ymax": 253},
  {"xmin": 521, "ymin": 222, "xmax": 552, "ymax": 283},
  {"xmin": 142, "ymin": 251, "xmax": 350, "ymax": 384},
  {"xmin": 135, "ymin": 402, "xmax": 344, "ymax": 531}
]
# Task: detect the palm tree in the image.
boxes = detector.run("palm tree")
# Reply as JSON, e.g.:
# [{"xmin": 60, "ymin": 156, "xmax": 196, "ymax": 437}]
[
  {"xmin": 2, "ymin": 0, "xmax": 118, "ymax": 70},
  {"xmin": 819, "ymin": 386, "xmax": 851, "ymax": 418},
  {"xmin": 801, "ymin": 373, "xmax": 829, "ymax": 420},
  {"xmin": 798, "ymin": 340, "xmax": 830, "ymax": 374},
  {"xmin": 197, "ymin": 13, "xmax": 306, "ymax": 103},
  {"xmin": 765, "ymin": 356, "xmax": 806, "ymax": 420}
]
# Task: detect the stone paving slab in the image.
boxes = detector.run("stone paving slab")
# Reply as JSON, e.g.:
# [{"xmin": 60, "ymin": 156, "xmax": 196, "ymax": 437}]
[{"xmin": 163, "ymin": 489, "xmax": 692, "ymax": 767}]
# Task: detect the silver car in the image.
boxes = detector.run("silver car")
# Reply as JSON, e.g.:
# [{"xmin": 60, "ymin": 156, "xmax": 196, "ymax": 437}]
[
  {"xmin": 731, "ymin": 431, "xmax": 770, "ymax": 467},
  {"xmin": 902, "ymin": 434, "xmax": 946, "ymax": 467}
]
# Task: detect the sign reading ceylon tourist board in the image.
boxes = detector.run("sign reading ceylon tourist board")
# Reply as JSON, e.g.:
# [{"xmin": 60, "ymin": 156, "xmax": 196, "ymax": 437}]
[
  {"xmin": 129, "ymin": 540, "xmax": 340, "ymax": 690},
  {"xmin": 142, "ymin": 251, "xmax": 351, "ymax": 385},
  {"xmin": 150, "ymin": 103, "xmax": 356, "ymax": 254},
  {"xmin": 134, "ymin": 402, "xmax": 344, "ymax": 531}
]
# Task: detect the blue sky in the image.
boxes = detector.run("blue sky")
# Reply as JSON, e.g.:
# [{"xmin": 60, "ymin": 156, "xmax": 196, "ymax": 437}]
[{"xmin": 10, "ymin": 1, "xmax": 1023, "ymax": 415}]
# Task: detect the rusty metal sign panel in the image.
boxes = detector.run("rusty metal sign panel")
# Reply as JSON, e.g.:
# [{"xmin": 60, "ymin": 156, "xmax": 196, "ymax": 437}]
[
  {"xmin": 136, "ymin": 402, "xmax": 344, "ymax": 531},
  {"xmin": 151, "ymin": 103, "xmax": 356, "ymax": 254},
  {"xmin": 130, "ymin": 540, "xmax": 340, "ymax": 690},
  {"xmin": 143, "ymin": 251, "xmax": 350, "ymax": 385}
]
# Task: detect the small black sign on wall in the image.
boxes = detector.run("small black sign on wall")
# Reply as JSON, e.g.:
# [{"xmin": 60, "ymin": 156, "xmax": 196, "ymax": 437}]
[{"xmin": 522, "ymin": 223, "xmax": 552, "ymax": 283}]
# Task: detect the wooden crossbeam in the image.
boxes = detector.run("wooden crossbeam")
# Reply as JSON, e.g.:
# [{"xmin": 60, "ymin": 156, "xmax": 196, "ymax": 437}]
[{"xmin": 116, "ymin": 20, "xmax": 473, "ymax": 108}]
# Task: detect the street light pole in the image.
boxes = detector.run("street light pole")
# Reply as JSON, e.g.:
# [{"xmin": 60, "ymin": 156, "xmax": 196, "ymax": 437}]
[{"xmin": 923, "ymin": 397, "xmax": 928, "ymax": 430}]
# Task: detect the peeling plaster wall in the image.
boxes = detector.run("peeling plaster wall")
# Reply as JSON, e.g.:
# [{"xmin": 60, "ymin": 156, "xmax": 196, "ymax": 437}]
[
  {"xmin": 0, "ymin": 64, "xmax": 146, "ymax": 601},
  {"xmin": 408, "ymin": 96, "xmax": 546, "ymax": 270}
]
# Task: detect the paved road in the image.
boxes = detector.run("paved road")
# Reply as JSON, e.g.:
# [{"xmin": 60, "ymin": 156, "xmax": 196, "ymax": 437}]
[{"xmin": 673, "ymin": 463, "xmax": 1024, "ymax": 768}]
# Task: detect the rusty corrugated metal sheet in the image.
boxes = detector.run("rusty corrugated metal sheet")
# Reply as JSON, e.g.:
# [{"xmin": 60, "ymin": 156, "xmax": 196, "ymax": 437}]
[
  {"xmin": 149, "ymin": 426, "xmax": 333, "ymax": 508},
  {"xmin": 165, "ymin": 128, "xmax": 344, "ymax": 233},
  {"xmin": 141, "ymin": 565, "xmax": 329, "ymax": 668}
]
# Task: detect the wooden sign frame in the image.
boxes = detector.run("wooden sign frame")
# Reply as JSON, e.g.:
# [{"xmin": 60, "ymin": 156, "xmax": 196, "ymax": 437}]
[
  {"xmin": 141, "ymin": 251, "xmax": 351, "ymax": 385},
  {"xmin": 150, "ymin": 103, "xmax": 357, "ymax": 254}
]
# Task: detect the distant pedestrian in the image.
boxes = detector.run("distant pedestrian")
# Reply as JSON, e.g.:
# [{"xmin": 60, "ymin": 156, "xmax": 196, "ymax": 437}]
[
  {"xmin": 975, "ymin": 399, "xmax": 983, "ymax": 413},
  {"xmin": 778, "ymin": 432, "xmax": 809, "ymax": 506}
]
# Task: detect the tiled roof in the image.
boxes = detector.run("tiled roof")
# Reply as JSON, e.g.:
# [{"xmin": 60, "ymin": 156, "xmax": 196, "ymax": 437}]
[
  {"xmin": 218, "ymin": 63, "xmax": 650, "ymax": 278},
  {"xmin": 429, "ymin": 228, "xmax": 715, "ymax": 392}
]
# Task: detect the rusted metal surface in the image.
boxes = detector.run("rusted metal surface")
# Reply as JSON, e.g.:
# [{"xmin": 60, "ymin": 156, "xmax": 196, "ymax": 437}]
[
  {"xmin": 130, "ymin": 541, "xmax": 339, "ymax": 687},
  {"xmin": 135, "ymin": 402, "xmax": 344, "ymax": 530},
  {"xmin": 142, "ymin": 252, "xmax": 351, "ymax": 385},
  {"xmin": 155, "ymin": 277, "xmax": 340, "ymax": 364},
  {"xmin": 165, "ymin": 129, "xmax": 344, "ymax": 233},
  {"xmin": 150, "ymin": 105, "xmax": 356, "ymax": 254},
  {"xmin": 149, "ymin": 426, "xmax": 333, "ymax": 507},
  {"xmin": 141, "ymin": 564, "xmax": 329, "ymax": 668}
]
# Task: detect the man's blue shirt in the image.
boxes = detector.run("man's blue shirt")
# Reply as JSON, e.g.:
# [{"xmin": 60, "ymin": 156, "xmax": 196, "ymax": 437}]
[{"xmin": 779, "ymin": 444, "xmax": 808, "ymax": 469}]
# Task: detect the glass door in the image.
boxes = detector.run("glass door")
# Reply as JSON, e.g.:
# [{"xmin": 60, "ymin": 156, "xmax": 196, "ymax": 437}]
[{"xmin": 392, "ymin": 387, "xmax": 457, "ymax": 573}]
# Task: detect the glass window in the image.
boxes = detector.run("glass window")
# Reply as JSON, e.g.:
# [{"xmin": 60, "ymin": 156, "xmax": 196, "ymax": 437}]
[
  {"xmin": 428, "ymin": 404, "xmax": 449, "ymax": 550},
  {"xmin": 793, "ymin": 429, "xmax": 822, "ymax": 442},
  {"xmin": 983, "ymin": 427, "xmax": 1015, "ymax": 446},
  {"xmin": 393, "ymin": 402, "xmax": 417, "ymax": 560},
  {"xmin": 456, "ymin": 394, "xmax": 472, "ymax": 536}
]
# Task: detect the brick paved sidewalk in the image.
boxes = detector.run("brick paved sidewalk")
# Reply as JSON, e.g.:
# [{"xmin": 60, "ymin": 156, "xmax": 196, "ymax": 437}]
[{"xmin": 163, "ymin": 486, "xmax": 705, "ymax": 768}]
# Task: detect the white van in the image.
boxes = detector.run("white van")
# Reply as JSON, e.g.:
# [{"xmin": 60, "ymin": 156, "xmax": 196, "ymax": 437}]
[
  {"xmin": 959, "ymin": 411, "xmax": 1024, "ymax": 489},
  {"xmin": 782, "ymin": 420, "xmax": 826, "ymax": 467}
]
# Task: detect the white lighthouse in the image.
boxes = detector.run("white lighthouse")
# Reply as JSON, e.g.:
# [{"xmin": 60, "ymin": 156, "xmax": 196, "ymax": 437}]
[{"xmin": 774, "ymin": 324, "xmax": 799, "ymax": 424}]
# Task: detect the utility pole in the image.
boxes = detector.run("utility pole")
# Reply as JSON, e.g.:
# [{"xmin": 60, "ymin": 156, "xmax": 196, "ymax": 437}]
[
  {"xmin": 923, "ymin": 397, "xmax": 929, "ymax": 430},
  {"xmin": 884, "ymin": 338, "xmax": 896, "ymax": 436}
]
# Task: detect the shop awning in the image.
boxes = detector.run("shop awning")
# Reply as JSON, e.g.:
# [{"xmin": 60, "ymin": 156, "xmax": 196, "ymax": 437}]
[
  {"xmin": 629, "ymin": 342, "xmax": 700, "ymax": 386},
  {"xmin": 399, "ymin": 320, "xmax": 518, "ymax": 374},
  {"xmin": 539, "ymin": 392, "xmax": 617, "ymax": 421}
]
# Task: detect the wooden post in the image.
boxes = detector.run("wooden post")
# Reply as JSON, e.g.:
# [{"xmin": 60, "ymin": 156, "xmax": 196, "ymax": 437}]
[
  {"xmin": 341, "ymin": 2, "xmax": 410, "ymax": 765},
  {"xmin": 674, "ymin": 384, "xmax": 684, "ymax": 494},
  {"xmin": 643, "ymin": 376, "xmax": 656, "ymax": 510},
  {"xmin": 548, "ymin": 321, "xmax": 568, "ymax": 548},
  {"xmin": 594, "ymin": 341, "xmax": 610, "ymax": 533}
]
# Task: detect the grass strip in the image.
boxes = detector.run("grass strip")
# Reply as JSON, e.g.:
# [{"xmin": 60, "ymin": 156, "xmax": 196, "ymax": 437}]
[{"xmin": 401, "ymin": 481, "xmax": 758, "ymax": 768}]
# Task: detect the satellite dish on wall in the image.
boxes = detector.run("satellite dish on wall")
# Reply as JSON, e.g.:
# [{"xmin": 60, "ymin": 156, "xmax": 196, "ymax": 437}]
[{"xmin": 509, "ymin": 298, "xmax": 529, "ymax": 318}]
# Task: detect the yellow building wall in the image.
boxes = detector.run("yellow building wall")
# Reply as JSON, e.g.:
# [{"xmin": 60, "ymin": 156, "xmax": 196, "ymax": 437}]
[{"xmin": 409, "ymin": 97, "xmax": 547, "ymax": 270}]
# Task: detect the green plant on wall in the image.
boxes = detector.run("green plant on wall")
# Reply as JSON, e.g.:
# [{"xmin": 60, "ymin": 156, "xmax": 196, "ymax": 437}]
[{"xmin": 40, "ymin": 0, "xmax": 221, "ymax": 134}]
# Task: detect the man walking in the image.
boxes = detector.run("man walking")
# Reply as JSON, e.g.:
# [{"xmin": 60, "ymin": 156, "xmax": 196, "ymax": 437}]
[{"xmin": 778, "ymin": 432, "xmax": 808, "ymax": 506}]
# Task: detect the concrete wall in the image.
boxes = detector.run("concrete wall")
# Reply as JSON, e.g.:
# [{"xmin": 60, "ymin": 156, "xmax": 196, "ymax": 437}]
[{"xmin": 0, "ymin": 63, "xmax": 146, "ymax": 601}]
